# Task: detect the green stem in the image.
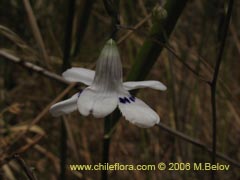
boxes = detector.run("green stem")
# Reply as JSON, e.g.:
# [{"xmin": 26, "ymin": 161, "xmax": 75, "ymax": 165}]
[{"xmin": 127, "ymin": 0, "xmax": 188, "ymax": 81}]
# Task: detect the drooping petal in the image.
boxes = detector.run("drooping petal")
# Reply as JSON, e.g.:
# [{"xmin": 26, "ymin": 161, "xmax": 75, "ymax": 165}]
[
  {"xmin": 77, "ymin": 88, "xmax": 118, "ymax": 118},
  {"xmin": 62, "ymin": 67, "xmax": 95, "ymax": 85},
  {"xmin": 123, "ymin": 80, "xmax": 167, "ymax": 91},
  {"xmin": 118, "ymin": 95, "xmax": 160, "ymax": 128},
  {"xmin": 50, "ymin": 92, "xmax": 80, "ymax": 117}
]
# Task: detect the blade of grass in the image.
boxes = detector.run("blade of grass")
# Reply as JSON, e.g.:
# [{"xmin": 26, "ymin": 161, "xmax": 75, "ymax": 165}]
[
  {"xmin": 2, "ymin": 164, "xmax": 17, "ymax": 180},
  {"xmin": 0, "ymin": 25, "xmax": 37, "ymax": 56},
  {"xmin": 22, "ymin": 0, "xmax": 51, "ymax": 69}
]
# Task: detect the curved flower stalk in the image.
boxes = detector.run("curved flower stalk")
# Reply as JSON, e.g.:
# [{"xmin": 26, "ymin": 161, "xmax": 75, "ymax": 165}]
[{"xmin": 50, "ymin": 39, "xmax": 166, "ymax": 128}]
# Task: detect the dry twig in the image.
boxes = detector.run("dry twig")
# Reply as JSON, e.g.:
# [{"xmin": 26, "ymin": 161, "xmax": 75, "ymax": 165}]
[{"xmin": 13, "ymin": 154, "xmax": 37, "ymax": 180}]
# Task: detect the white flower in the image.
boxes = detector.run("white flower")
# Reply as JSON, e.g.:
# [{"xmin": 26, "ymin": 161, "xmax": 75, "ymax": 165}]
[{"xmin": 49, "ymin": 39, "xmax": 166, "ymax": 128}]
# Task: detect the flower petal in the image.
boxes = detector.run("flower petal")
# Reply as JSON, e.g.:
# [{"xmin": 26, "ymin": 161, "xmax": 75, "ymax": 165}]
[
  {"xmin": 123, "ymin": 80, "xmax": 167, "ymax": 91},
  {"xmin": 49, "ymin": 92, "xmax": 80, "ymax": 117},
  {"xmin": 118, "ymin": 95, "xmax": 160, "ymax": 128},
  {"xmin": 62, "ymin": 67, "xmax": 95, "ymax": 85},
  {"xmin": 77, "ymin": 88, "xmax": 118, "ymax": 118},
  {"xmin": 92, "ymin": 39, "xmax": 123, "ymax": 91}
]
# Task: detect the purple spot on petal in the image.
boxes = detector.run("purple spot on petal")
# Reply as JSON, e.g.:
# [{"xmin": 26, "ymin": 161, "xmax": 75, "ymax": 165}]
[
  {"xmin": 129, "ymin": 96, "xmax": 135, "ymax": 102},
  {"xmin": 119, "ymin": 96, "xmax": 134, "ymax": 104},
  {"xmin": 124, "ymin": 97, "xmax": 130, "ymax": 103},
  {"xmin": 119, "ymin": 97, "xmax": 125, "ymax": 104}
]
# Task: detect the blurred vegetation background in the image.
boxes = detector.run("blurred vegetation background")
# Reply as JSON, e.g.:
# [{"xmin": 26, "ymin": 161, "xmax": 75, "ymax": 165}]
[{"xmin": 0, "ymin": 0, "xmax": 239, "ymax": 179}]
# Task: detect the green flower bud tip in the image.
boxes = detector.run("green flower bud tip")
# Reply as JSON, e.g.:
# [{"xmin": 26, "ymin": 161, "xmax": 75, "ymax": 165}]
[{"xmin": 152, "ymin": 5, "xmax": 168, "ymax": 21}]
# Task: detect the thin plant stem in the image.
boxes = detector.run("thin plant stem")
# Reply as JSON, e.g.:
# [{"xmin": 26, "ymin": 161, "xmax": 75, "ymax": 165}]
[
  {"xmin": 102, "ymin": 115, "xmax": 112, "ymax": 180},
  {"xmin": 156, "ymin": 123, "xmax": 240, "ymax": 168},
  {"xmin": 73, "ymin": 0, "xmax": 95, "ymax": 56},
  {"xmin": 62, "ymin": 0, "xmax": 76, "ymax": 71},
  {"xmin": 60, "ymin": 0, "xmax": 76, "ymax": 179},
  {"xmin": 117, "ymin": 25, "xmax": 209, "ymax": 83},
  {"xmin": 0, "ymin": 50, "xmax": 69, "ymax": 84},
  {"xmin": 210, "ymin": 0, "xmax": 234, "ymax": 179}
]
